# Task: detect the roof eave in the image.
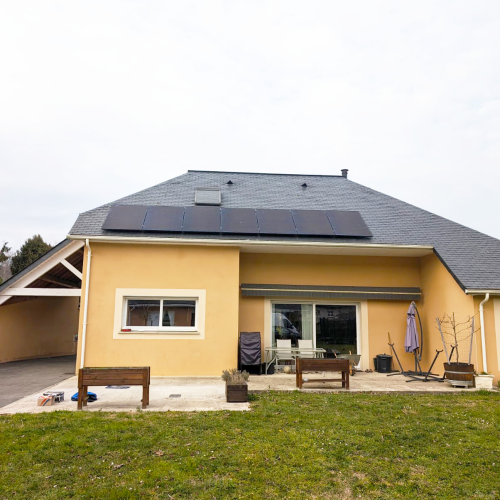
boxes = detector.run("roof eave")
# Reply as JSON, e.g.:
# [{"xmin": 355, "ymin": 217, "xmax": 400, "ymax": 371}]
[{"xmin": 68, "ymin": 233, "xmax": 433, "ymax": 255}]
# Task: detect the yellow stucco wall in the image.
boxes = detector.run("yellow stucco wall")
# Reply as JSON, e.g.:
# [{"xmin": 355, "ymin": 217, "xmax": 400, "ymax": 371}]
[
  {"xmin": 76, "ymin": 243, "xmax": 240, "ymax": 376},
  {"xmin": 0, "ymin": 297, "xmax": 79, "ymax": 363},
  {"xmin": 75, "ymin": 243, "xmax": 499, "ymax": 383},
  {"xmin": 239, "ymin": 253, "xmax": 422, "ymax": 371},
  {"xmin": 239, "ymin": 253, "xmax": 421, "ymax": 287},
  {"xmin": 419, "ymin": 254, "xmax": 478, "ymax": 377}
]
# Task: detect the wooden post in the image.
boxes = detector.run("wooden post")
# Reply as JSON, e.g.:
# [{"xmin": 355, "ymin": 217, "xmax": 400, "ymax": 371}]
[
  {"xmin": 77, "ymin": 370, "xmax": 83, "ymax": 410},
  {"xmin": 296, "ymin": 357, "xmax": 303, "ymax": 389}
]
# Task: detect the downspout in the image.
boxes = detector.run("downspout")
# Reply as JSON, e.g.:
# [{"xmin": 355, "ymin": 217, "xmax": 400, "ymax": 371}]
[
  {"xmin": 479, "ymin": 293, "xmax": 490, "ymax": 373},
  {"xmin": 80, "ymin": 239, "xmax": 92, "ymax": 369}
]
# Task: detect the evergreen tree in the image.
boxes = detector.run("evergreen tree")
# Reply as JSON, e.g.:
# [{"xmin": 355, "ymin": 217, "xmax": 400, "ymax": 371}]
[
  {"xmin": 0, "ymin": 242, "xmax": 11, "ymax": 284},
  {"xmin": 0, "ymin": 242, "xmax": 9, "ymax": 263},
  {"xmin": 10, "ymin": 235, "xmax": 52, "ymax": 276}
]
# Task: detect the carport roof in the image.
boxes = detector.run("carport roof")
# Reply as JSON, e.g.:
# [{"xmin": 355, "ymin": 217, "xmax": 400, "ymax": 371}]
[
  {"xmin": 0, "ymin": 239, "xmax": 83, "ymax": 306},
  {"xmin": 67, "ymin": 170, "xmax": 500, "ymax": 291},
  {"xmin": 0, "ymin": 239, "xmax": 73, "ymax": 293}
]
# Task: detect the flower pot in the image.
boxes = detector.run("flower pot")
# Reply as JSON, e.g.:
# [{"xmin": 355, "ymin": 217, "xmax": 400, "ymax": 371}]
[
  {"xmin": 226, "ymin": 383, "xmax": 248, "ymax": 403},
  {"xmin": 474, "ymin": 374, "xmax": 494, "ymax": 390},
  {"xmin": 443, "ymin": 362, "xmax": 474, "ymax": 387}
]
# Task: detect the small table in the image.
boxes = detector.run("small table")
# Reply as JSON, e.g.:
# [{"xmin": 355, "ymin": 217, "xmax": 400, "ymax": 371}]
[{"xmin": 264, "ymin": 347, "xmax": 326, "ymax": 374}]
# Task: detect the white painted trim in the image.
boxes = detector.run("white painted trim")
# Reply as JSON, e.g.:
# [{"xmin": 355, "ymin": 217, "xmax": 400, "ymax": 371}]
[
  {"xmin": 61, "ymin": 259, "xmax": 83, "ymax": 280},
  {"xmin": 264, "ymin": 298, "xmax": 272, "ymax": 349},
  {"xmin": 122, "ymin": 297, "xmax": 198, "ymax": 333},
  {"xmin": 466, "ymin": 289, "xmax": 500, "ymax": 295},
  {"xmin": 0, "ymin": 240, "xmax": 84, "ymax": 306},
  {"xmin": 1, "ymin": 288, "xmax": 81, "ymax": 297},
  {"xmin": 69, "ymin": 234, "xmax": 433, "ymax": 252},
  {"xmin": 113, "ymin": 288, "xmax": 206, "ymax": 340},
  {"xmin": 80, "ymin": 239, "xmax": 92, "ymax": 369},
  {"xmin": 360, "ymin": 301, "xmax": 369, "ymax": 371}
]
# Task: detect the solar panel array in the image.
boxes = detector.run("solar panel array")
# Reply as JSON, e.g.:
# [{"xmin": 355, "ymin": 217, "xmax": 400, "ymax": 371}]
[{"xmin": 102, "ymin": 205, "xmax": 372, "ymax": 237}]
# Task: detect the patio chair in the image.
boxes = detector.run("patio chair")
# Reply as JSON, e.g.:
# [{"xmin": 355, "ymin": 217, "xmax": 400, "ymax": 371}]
[
  {"xmin": 298, "ymin": 339, "xmax": 315, "ymax": 358},
  {"xmin": 275, "ymin": 339, "xmax": 295, "ymax": 368}
]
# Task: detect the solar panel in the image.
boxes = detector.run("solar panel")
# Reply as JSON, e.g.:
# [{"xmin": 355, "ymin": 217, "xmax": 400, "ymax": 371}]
[
  {"xmin": 195, "ymin": 188, "xmax": 221, "ymax": 206},
  {"xmin": 221, "ymin": 208, "xmax": 259, "ymax": 234},
  {"xmin": 142, "ymin": 206, "xmax": 184, "ymax": 232},
  {"xmin": 256, "ymin": 209, "xmax": 297, "ymax": 235},
  {"xmin": 291, "ymin": 210, "xmax": 335, "ymax": 236},
  {"xmin": 326, "ymin": 210, "xmax": 372, "ymax": 237},
  {"xmin": 183, "ymin": 206, "xmax": 221, "ymax": 232},
  {"xmin": 102, "ymin": 205, "xmax": 148, "ymax": 231}
]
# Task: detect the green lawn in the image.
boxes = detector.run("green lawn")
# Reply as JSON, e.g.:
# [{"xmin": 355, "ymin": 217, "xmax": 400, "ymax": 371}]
[{"xmin": 1, "ymin": 391, "xmax": 499, "ymax": 499}]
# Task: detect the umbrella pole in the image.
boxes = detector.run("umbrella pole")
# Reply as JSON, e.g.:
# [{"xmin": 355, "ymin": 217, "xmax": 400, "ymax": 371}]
[{"xmin": 413, "ymin": 301, "xmax": 424, "ymax": 361}]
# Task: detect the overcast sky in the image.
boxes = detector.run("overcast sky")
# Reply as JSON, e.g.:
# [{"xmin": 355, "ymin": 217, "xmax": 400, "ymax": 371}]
[{"xmin": 1, "ymin": 1, "xmax": 499, "ymax": 249}]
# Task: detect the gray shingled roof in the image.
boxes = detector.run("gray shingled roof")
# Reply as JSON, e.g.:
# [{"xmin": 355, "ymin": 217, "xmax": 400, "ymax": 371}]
[{"xmin": 69, "ymin": 170, "xmax": 500, "ymax": 291}]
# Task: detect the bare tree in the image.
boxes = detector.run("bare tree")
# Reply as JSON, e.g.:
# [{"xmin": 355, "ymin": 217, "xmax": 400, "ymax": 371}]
[{"xmin": 436, "ymin": 313, "xmax": 480, "ymax": 364}]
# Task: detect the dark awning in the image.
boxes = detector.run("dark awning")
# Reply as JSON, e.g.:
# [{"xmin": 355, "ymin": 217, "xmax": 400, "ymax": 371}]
[{"xmin": 240, "ymin": 284, "xmax": 421, "ymax": 301}]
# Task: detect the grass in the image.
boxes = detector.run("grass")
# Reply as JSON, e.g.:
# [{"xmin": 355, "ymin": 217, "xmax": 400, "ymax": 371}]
[{"xmin": 1, "ymin": 391, "xmax": 499, "ymax": 499}]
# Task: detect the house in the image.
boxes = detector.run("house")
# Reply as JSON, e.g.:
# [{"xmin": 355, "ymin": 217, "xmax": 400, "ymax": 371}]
[{"xmin": 1, "ymin": 170, "xmax": 499, "ymax": 384}]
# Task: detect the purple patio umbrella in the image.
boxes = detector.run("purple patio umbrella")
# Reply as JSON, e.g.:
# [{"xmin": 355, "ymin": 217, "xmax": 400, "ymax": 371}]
[{"xmin": 404, "ymin": 302, "xmax": 420, "ymax": 353}]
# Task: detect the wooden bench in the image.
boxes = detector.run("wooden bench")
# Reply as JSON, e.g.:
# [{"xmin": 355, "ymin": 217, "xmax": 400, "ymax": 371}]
[
  {"xmin": 296, "ymin": 358, "xmax": 349, "ymax": 390},
  {"xmin": 78, "ymin": 367, "xmax": 150, "ymax": 410}
]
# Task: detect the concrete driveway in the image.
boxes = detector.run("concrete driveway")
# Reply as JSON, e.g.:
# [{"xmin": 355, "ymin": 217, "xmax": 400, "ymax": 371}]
[{"xmin": 0, "ymin": 356, "xmax": 76, "ymax": 407}]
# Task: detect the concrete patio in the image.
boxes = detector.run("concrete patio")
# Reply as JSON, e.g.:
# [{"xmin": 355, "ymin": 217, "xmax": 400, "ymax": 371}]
[
  {"xmin": 0, "ymin": 370, "xmax": 481, "ymax": 415},
  {"xmin": 249, "ymin": 371, "xmax": 474, "ymax": 392}
]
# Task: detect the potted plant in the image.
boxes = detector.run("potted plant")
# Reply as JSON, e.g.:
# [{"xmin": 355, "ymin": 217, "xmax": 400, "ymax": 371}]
[
  {"xmin": 437, "ymin": 313, "xmax": 478, "ymax": 387},
  {"xmin": 222, "ymin": 369, "xmax": 249, "ymax": 402},
  {"xmin": 474, "ymin": 371, "xmax": 494, "ymax": 390}
]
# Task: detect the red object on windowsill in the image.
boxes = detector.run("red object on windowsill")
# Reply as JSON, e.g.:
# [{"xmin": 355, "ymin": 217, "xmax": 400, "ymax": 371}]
[{"xmin": 121, "ymin": 329, "xmax": 132, "ymax": 332}]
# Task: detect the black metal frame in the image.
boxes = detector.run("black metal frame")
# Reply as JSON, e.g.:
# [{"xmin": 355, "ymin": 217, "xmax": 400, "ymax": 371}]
[{"xmin": 387, "ymin": 302, "xmax": 444, "ymax": 383}]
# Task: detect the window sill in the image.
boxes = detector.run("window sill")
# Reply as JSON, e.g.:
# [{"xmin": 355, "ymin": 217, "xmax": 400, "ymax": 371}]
[{"xmin": 119, "ymin": 330, "xmax": 200, "ymax": 335}]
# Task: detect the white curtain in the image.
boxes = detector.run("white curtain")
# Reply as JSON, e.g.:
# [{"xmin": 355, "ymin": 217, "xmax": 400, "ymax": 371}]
[{"xmin": 300, "ymin": 304, "xmax": 313, "ymax": 341}]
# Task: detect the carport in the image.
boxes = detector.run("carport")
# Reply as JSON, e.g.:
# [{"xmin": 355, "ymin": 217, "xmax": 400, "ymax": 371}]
[{"xmin": 0, "ymin": 240, "xmax": 83, "ymax": 367}]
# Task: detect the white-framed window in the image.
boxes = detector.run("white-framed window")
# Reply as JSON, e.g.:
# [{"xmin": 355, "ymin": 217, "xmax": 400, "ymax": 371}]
[
  {"xmin": 113, "ymin": 288, "xmax": 206, "ymax": 339},
  {"xmin": 122, "ymin": 297, "xmax": 197, "ymax": 332}
]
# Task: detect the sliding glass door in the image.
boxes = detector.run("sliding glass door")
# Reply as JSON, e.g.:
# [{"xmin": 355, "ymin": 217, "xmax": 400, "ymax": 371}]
[
  {"xmin": 271, "ymin": 302, "xmax": 358, "ymax": 354},
  {"xmin": 272, "ymin": 303, "xmax": 313, "ymax": 347},
  {"xmin": 315, "ymin": 305, "xmax": 357, "ymax": 354}
]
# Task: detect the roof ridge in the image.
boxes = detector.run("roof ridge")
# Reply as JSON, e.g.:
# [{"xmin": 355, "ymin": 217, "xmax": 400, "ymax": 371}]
[{"xmin": 187, "ymin": 170, "xmax": 345, "ymax": 178}]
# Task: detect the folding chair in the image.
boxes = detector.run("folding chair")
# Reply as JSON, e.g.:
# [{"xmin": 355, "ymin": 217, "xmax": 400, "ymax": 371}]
[{"xmin": 275, "ymin": 339, "xmax": 295, "ymax": 368}]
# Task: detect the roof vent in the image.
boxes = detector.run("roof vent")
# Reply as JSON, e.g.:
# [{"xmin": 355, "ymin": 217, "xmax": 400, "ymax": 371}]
[
  {"xmin": 227, "ymin": 180, "xmax": 233, "ymax": 185},
  {"xmin": 341, "ymin": 169, "xmax": 348, "ymax": 178},
  {"xmin": 302, "ymin": 183, "xmax": 307, "ymax": 187},
  {"xmin": 195, "ymin": 187, "xmax": 221, "ymax": 206}
]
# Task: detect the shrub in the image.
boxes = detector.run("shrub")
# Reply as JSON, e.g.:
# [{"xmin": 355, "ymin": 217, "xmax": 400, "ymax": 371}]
[{"xmin": 221, "ymin": 368, "xmax": 249, "ymax": 385}]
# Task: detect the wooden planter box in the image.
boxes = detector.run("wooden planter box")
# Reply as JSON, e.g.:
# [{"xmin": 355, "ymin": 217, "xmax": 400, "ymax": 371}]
[{"xmin": 225, "ymin": 383, "xmax": 248, "ymax": 403}]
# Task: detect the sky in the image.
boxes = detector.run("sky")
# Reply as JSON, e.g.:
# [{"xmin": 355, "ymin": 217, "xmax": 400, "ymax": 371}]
[{"xmin": 1, "ymin": 1, "xmax": 499, "ymax": 250}]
